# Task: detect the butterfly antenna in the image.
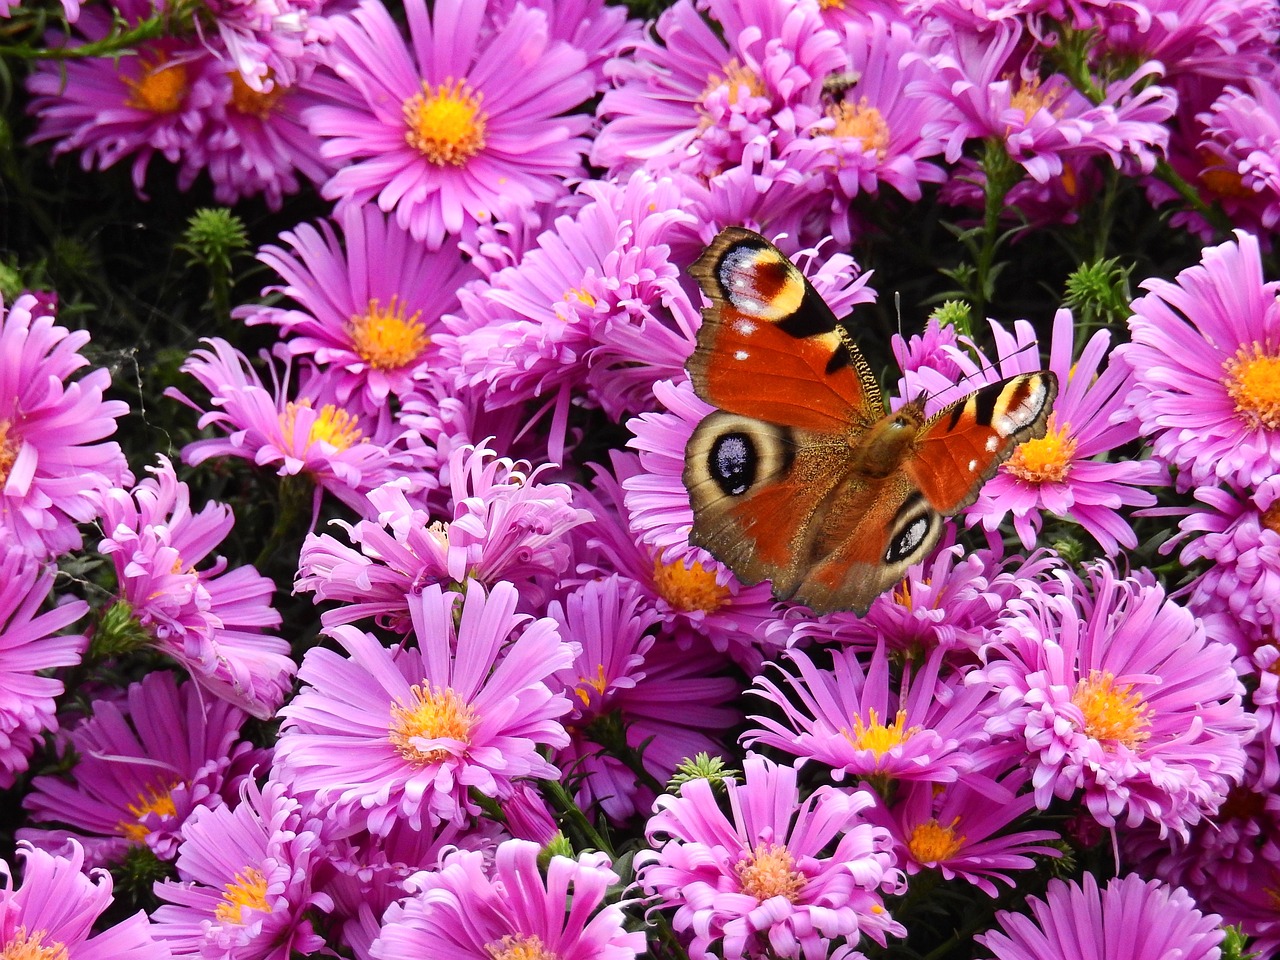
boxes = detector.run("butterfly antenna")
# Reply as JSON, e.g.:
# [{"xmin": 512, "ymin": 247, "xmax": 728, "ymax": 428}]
[{"xmin": 914, "ymin": 335, "xmax": 1046, "ymax": 408}]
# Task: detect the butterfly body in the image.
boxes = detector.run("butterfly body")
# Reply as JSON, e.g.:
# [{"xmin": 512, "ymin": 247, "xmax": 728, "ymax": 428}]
[{"xmin": 682, "ymin": 227, "xmax": 1057, "ymax": 614}]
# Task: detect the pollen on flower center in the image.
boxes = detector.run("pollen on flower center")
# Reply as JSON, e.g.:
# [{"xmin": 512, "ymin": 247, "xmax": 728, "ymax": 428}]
[
  {"xmin": 348, "ymin": 295, "xmax": 430, "ymax": 370},
  {"xmin": 1, "ymin": 927, "xmax": 69, "ymax": 960},
  {"xmin": 1005, "ymin": 417, "xmax": 1076, "ymax": 483},
  {"xmin": 228, "ymin": 71, "xmax": 285, "ymax": 119},
  {"xmin": 1009, "ymin": 75, "xmax": 1063, "ymax": 123},
  {"xmin": 1223, "ymin": 343, "xmax": 1280, "ymax": 430},
  {"xmin": 1263, "ymin": 501, "xmax": 1280, "ymax": 536},
  {"xmin": 0, "ymin": 419, "xmax": 17, "ymax": 484},
  {"xmin": 845, "ymin": 707, "xmax": 917, "ymax": 757},
  {"xmin": 280, "ymin": 400, "xmax": 364, "ymax": 452},
  {"xmin": 388, "ymin": 683, "xmax": 476, "ymax": 765},
  {"xmin": 124, "ymin": 54, "xmax": 189, "ymax": 114},
  {"xmin": 485, "ymin": 933, "xmax": 557, "ymax": 960},
  {"xmin": 651, "ymin": 555, "xmax": 730, "ymax": 613},
  {"xmin": 1072, "ymin": 670, "xmax": 1152, "ymax": 749},
  {"xmin": 403, "ymin": 77, "xmax": 488, "ymax": 166},
  {"xmin": 213, "ymin": 867, "xmax": 269, "ymax": 924},
  {"xmin": 828, "ymin": 97, "xmax": 890, "ymax": 159},
  {"xmin": 907, "ymin": 817, "xmax": 966, "ymax": 864},
  {"xmin": 736, "ymin": 842, "xmax": 807, "ymax": 903},
  {"xmin": 119, "ymin": 782, "xmax": 179, "ymax": 842},
  {"xmin": 1198, "ymin": 149, "xmax": 1255, "ymax": 200},
  {"xmin": 702, "ymin": 58, "xmax": 766, "ymax": 107},
  {"xmin": 574, "ymin": 663, "xmax": 609, "ymax": 707}
]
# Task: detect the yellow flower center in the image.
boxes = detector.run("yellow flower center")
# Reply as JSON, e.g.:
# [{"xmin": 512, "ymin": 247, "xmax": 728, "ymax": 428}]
[
  {"xmin": 228, "ymin": 71, "xmax": 285, "ymax": 119},
  {"xmin": 388, "ymin": 684, "xmax": 476, "ymax": 765},
  {"xmin": 907, "ymin": 817, "xmax": 966, "ymax": 864},
  {"xmin": 1, "ymin": 928, "xmax": 68, "ymax": 960},
  {"xmin": 702, "ymin": 58, "xmax": 766, "ymax": 107},
  {"xmin": 574, "ymin": 663, "xmax": 609, "ymax": 706},
  {"xmin": 280, "ymin": 400, "xmax": 364, "ymax": 452},
  {"xmin": 844, "ymin": 708, "xmax": 917, "ymax": 758},
  {"xmin": 651, "ymin": 555, "xmax": 730, "ymax": 613},
  {"xmin": 1223, "ymin": 344, "xmax": 1280, "ymax": 430},
  {"xmin": 0, "ymin": 420, "xmax": 17, "ymax": 485},
  {"xmin": 213, "ymin": 867, "xmax": 269, "ymax": 924},
  {"xmin": 1005, "ymin": 416, "xmax": 1076, "ymax": 483},
  {"xmin": 1072, "ymin": 670, "xmax": 1151, "ymax": 749},
  {"xmin": 403, "ymin": 78, "xmax": 488, "ymax": 166},
  {"xmin": 564, "ymin": 287, "xmax": 597, "ymax": 308},
  {"xmin": 124, "ymin": 53, "xmax": 189, "ymax": 114},
  {"xmin": 736, "ymin": 843, "xmax": 807, "ymax": 902},
  {"xmin": 486, "ymin": 934, "xmax": 557, "ymax": 960},
  {"xmin": 819, "ymin": 0, "xmax": 845, "ymax": 8},
  {"xmin": 1009, "ymin": 75, "xmax": 1063, "ymax": 123},
  {"xmin": 348, "ymin": 296, "xmax": 430, "ymax": 370},
  {"xmin": 119, "ymin": 782, "xmax": 180, "ymax": 842},
  {"xmin": 828, "ymin": 97, "xmax": 890, "ymax": 159}
]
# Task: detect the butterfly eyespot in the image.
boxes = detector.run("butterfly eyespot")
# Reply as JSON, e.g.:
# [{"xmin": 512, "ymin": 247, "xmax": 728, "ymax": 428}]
[
  {"xmin": 709, "ymin": 432, "xmax": 756, "ymax": 496},
  {"xmin": 885, "ymin": 515, "xmax": 928, "ymax": 564}
]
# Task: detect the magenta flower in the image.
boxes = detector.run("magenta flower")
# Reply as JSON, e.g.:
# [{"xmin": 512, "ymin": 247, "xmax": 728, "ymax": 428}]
[
  {"xmin": 0, "ymin": 546, "xmax": 88, "ymax": 790},
  {"xmin": 241, "ymin": 205, "xmax": 478, "ymax": 413},
  {"xmin": 372, "ymin": 839, "xmax": 646, "ymax": 960},
  {"xmin": 1118, "ymin": 230, "xmax": 1280, "ymax": 489},
  {"xmin": 306, "ymin": 0, "xmax": 593, "ymax": 248},
  {"xmin": 0, "ymin": 841, "xmax": 170, "ymax": 960},
  {"xmin": 486, "ymin": 0, "xmax": 642, "ymax": 93},
  {"xmin": 1197, "ymin": 79, "xmax": 1280, "ymax": 235},
  {"xmin": 98, "ymin": 457, "xmax": 293, "ymax": 719},
  {"xmin": 977, "ymin": 873, "xmax": 1223, "ymax": 960},
  {"xmin": 152, "ymin": 779, "xmax": 332, "ymax": 960},
  {"xmin": 975, "ymin": 562, "xmax": 1254, "ymax": 838},
  {"xmin": 638, "ymin": 755, "xmax": 905, "ymax": 960},
  {"xmin": 197, "ymin": 0, "xmax": 324, "ymax": 94},
  {"xmin": 276, "ymin": 581, "xmax": 573, "ymax": 835},
  {"xmin": 166, "ymin": 338, "xmax": 414, "ymax": 512},
  {"xmin": 746, "ymin": 641, "xmax": 992, "ymax": 785},
  {"xmin": 1207, "ymin": 861, "xmax": 1280, "ymax": 956},
  {"xmin": 297, "ymin": 442, "xmax": 589, "ymax": 631},
  {"xmin": 0, "ymin": 293, "xmax": 131, "ymax": 557},
  {"xmin": 21, "ymin": 670, "xmax": 265, "ymax": 867}
]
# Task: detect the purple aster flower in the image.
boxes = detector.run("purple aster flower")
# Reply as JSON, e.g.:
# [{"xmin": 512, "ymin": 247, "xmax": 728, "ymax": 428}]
[
  {"xmin": 27, "ymin": 24, "xmax": 210, "ymax": 195},
  {"xmin": 241, "ymin": 205, "xmax": 478, "ymax": 414},
  {"xmin": 152, "ymin": 779, "xmax": 332, "ymax": 960},
  {"xmin": 978, "ymin": 873, "xmax": 1223, "ymax": 960},
  {"xmin": 549, "ymin": 575, "xmax": 741, "ymax": 822},
  {"xmin": 0, "ymin": 841, "xmax": 170, "ymax": 960},
  {"xmin": 638, "ymin": 754, "xmax": 906, "ymax": 960},
  {"xmin": 1207, "ymin": 861, "xmax": 1280, "ymax": 956},
  {"xmin": 0, "ymin": 546, "xmax": 88, "ymax": 790},
  {"xmin": 745, "ymin": 641, "xmax": 992, "ymax": 786},
  {"xmin": 592, "ymin": 0, "xmax": 846, "ymax": 181},
  {"xmin": 867, "ymin": 773, "xmax": 1060, "ymax": 897},
  {"xmin": 1117, "ymin": 230, "xmax": 1280, "ymax": 489},
  {"xmin": 276, "ymin": 581, "xmax": 573, "ymax": 835},
  {"xmin": 195, "ymin": 0, "xmax": 324, "ymax": 94},
  {"xmin": 166, "ymin": 338, "xmax": 415, "ymax": 513},
  {"xmin": 20, "ymin": 671, "xmax": 265, "ymax": 868},
  {"xmin": 306, "ymin": 0, "xmax": 593, "ymax": 249},
  {"xmin": 98, "ymin": 457, "xmax": 293, "ymax": 719},
  {"xmin": 372, "ymin": 838, "xmax": 645, "ymax": 960},
  {"xmin": 1197, "ymin": 79, "xmax": 1280, "ymax": 237},
  {"xmin": 975, "ymin": 562, "xmax": 1254, "ymax": 838},
  {"xmin": 296, "ymin": 441, "xmax": 589, "ymax": 631},
  {"xmin": 487, "ymin": 0, "xmax": 643, "ymax": 93},
  {"xmin": 0, "ymin": 293, "xmax": 131, "ymax": 557}
]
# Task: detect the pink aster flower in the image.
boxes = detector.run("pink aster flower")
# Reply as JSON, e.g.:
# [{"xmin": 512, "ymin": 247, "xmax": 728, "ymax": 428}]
[
  {"xmin": 549, "ymin": 575, "xmax": 741, "ymax": 822},
  {"xmin": 592, "ymin": 0, "xmax": 846, "ymax": 180},
  {"xmin": 195, "ymin": 0, "xmax": 324, "ymax": 94},
  {"xmin": 977, "ymin": 873, "xmax": 1224, "ymax": 960},
  {"xmin": 1197, "ymin": 79, "xmax": 1280, "ymax": 236},
  {"xmin": 0, "ymin": 293, "xmax": 131, "ymax": 557},
  {"xmin": 639, "ymin": 755, "xmax": 906, "ymax": 960},
  {"xmin": 296, "ymin": 441, "xmax": 589, "ymax": 631},
  {"xmin": 241, "ymin": 205, "xmax": 478, "ymax": 414},
  {"xmin": 27, "ymin": 25, "xmax": 210, "ymax": 195},
  {"xmin": 867, "ymin": 773, "xmax": 1060, "ymax": 897},
  {"xmin": 152, "ymin": 779, "xmax": 332, "ymax": 960},
  {"xmin": 276, "ymin": 581, "xmax": 573, "ymax": 835},
  {"xmin": 98, "ymin": 457, "xmax": 293, "ymax": 719},
  {"xmin": 0, "ymin": 841, "xmax": 170, "ymax": 960},
  {"xmin": 487, "ymin": 0, "xmax": 642, "ymax": 93},
  {"xmin": 1118, "ymin": 230, "xmax": 1280, "ymax": 489},
  {"xmin": 20, "ymin": 671, "xmax": 265, "ymax": 868},
  {"xmin": 166, "ymin": 338, "xmax": 414, "ymax": 513},
  {"xmin": 372, "ymin": 839, "xmax": 645, "ymax": 960},
  {"xmin": 306, "ymin": 0, "xmax": 593, "ymax": 248},
  {"xmin": 745, "ymin": 641, "xmax": 992, "ymax": 785},
  {"xmin": 975, "ymin": 562, "xmax": 1254, "ymax": 838},
  {"xmin": 0, "ymin": 546, "xmax": 88, "ymax": 790}
]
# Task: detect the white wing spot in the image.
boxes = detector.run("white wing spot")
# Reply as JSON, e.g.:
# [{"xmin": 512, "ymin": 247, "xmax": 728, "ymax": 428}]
[
  {"xmin": 734, "ymin": 350, "xmax": 749, "ymax": 361},
  {"xmin": 967, "ymin": 459, "xmax": 977, "ymax": 472},
  {"xmin": 986, "ymin": 435, "xmax": 999, "ymax": 452},
  {"xmin": 734, "ymin": 319, "xmax": 758, "ymax": 335}
]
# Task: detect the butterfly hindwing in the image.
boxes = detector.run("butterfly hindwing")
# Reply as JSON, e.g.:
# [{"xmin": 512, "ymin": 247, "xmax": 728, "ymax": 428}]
[{"xmin": 687, "ymin": 228, "xmax": 881, "ymax": 432}]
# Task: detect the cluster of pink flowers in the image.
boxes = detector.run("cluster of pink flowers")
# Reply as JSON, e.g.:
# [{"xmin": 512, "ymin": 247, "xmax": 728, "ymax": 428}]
[{"xmin": 5, "ymin": 0, "xmax": 1280, "ymax": 958}]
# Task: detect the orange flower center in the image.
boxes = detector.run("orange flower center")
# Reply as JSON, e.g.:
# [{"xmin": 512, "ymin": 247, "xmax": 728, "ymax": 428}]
[
  {"xmin": 828, "ymin": 97, "xmax": 890, "ymax": 159},
  {"xmin": 1223, "ymin": 344, "xmax": 1280, "ymax": 430},
  {"xmin": 228, "ymin": 71, "xmax": 285, "ymax": 119},
  {"xmin": 907, "ymin": 817, "xmax": 966, "ymax": 864},
  {"xmin": 736, "ymin": 842, "xmax": 806, "ymax": 902},
  {"xmin": 213, "ymin": 867, "xmax": 269, "ymax": 924},
  {"xmin": 574, "ymin": 663, "xmax": 609, "ymax": 707},
  {"xmin": 1263, "ymin": 501, "xmax": 1280, "ymax": 536},
  {"xmin": 1072, "ymin": 670, "xmax": 1151, "ymax": 749},
  {"xmin": 0, "ymin": 420, "xmax": 17, "ymax": 485},
  {"xmin": 388, "ymin": 684, "xmax": 476, "ymax": 765},
  {"xmin": 1005, "ymin": 416, "xmax": 1076, "ymax": 483},
  {"xmin": 124, "ymin": 53, "xmax": 189, "ymax": 114},
  {"xmin": 348, "ymin": 295, "xmax": 430, "ymax": 370},
  {"xmin": 403, "ymin": 78, "xmax": 488, "ymax": 165},
  {"xmin": 1198, "ymin": 149, "xmax": 1255, "ymax": 200},
  {"xmin": 1, "ymin": 928, "xmax": 68, "ymax": 960},
  {"xmin": 651, "ymin": 555, "xmax": 729, "ymax": 613},
  {"xmin": 485, "ymin": 934, "xmax": 557, "ymax": 960}
]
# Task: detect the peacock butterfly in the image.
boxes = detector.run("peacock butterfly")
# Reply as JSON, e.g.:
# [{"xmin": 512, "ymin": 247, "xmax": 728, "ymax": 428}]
[{"xmin": 682, "ymin": 227, "xmax": 1057, "ymax": 614}]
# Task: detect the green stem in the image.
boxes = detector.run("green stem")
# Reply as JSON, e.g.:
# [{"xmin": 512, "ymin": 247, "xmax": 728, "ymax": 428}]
[
  {"xmin": 1152, "ymin": 158, "xmax": 1234, "ymax": 235},
  {"xmin": 0, "ymin": 15, "xmax": 166, "ymax": 59},
  {"xmin": 974, "ymin": 139, "xmax": 1017, "ymax": 318},
  {"xmin": 539, "ymin": 777, "xmax": 613, "ymax": 855},
  {"xmin": 254, "ymin": 473, "xmax": 313, "ymax": 571}
]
